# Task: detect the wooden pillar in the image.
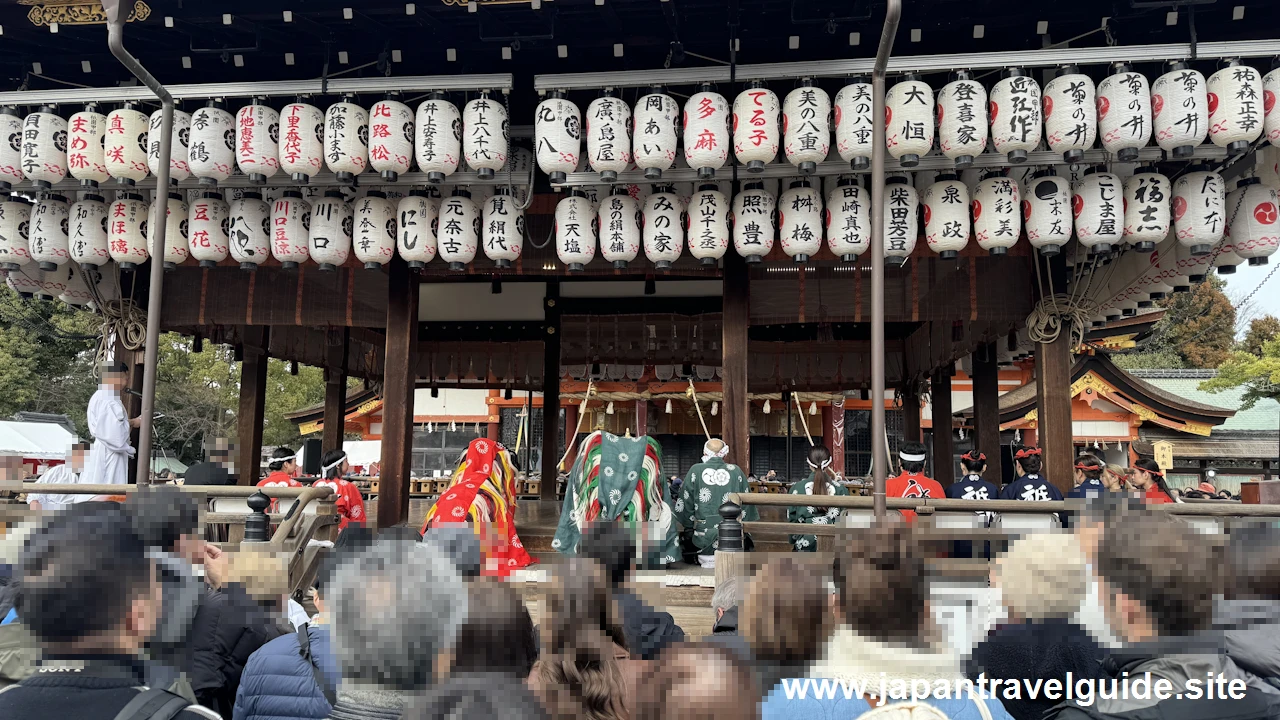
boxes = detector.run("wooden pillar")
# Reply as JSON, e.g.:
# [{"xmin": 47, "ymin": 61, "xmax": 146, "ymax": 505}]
[
  {"xmin": 931, "ymin": 369, "xmax": 955, "ymax": 486},
  {"xmin": 722, "ymin": 251, "xmax": 750, "ymax": 471},
  {"xmin": 821, "ymin": 405, "xmax": 835, "ymax": 460},
  {"xmin": 117, "ymin": 343, "xmax": 144, "ymax": 483},
  {"xmin": 1035, "ymin": 330, "xmax": 1075, "ymax": 496},
  {"xmin": 486, "ymin": 419, "xmax": 500, "ymax": 442},
  {"xmin": 237, "ymin": 327, "xmax": 270, "ymax": 486},
  {"xmin": 564, "ymin": 401, "xmax": 579, "ymax": 470},
  {"xmin": 972, "ymin": 342, "xmax": 1003, "ymax": 485},
  {"xmin": 540, "ymin": 282, "xmax": 562, "ymax": 500},
  {"xmin": 902, "ymin": 385, "xmax": 922, "ymax": 444},
  {"xmin": 829, "ymin": 397, "xmax": 846, "ymax": 477},
  {"xmin": 378, "ymin": 258, "xmax": 419, "ymax": 528},
  {"xmin": 635, "ymin": 399, "xmax": 648, "ymax": 437},
  {"xmin": 322, "ymin": 328, "xmax": 349, "ymax": 456}
]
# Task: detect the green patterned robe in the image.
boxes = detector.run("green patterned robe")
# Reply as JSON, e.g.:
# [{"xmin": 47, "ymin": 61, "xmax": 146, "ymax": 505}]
[
  {"xmin": 673, "ymin": 456, "xmax": 759, "ymax": 554},
  {"xmin": 786, "ymin": 472, "xmax": 849, "ymax": 552}
]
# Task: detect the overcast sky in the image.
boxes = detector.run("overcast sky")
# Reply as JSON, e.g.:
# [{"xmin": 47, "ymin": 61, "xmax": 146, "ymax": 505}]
[{"xmin": 1221, "ymin": 261, "xmax": 1280, "ymax": 334}]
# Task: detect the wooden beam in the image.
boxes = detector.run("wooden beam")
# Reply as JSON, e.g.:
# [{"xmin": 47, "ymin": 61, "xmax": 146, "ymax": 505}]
[
  {"xmin": 722, "ymin": 252, "xmax": 750, "ymax": 471},
  {"xmin": 322, "ymin": 328, "xmax": 349, "ymax": 456},
  {"xmin": 540, "ymin": 282, "xmax": 562, "ymax": 500},
  {"xmin": 829, "ymin": 397, "xmax": 846, "ymax": 478},
  {"xmin": 377, "ymin": 258, "xmax": 419, "ymax": 528},
  {"xmin": 635, "ymin": 399, "xmax": 648, "ymax": 437},
  {"xmin": 972, "ymin": 341, "xmax": 1003, "ymax": 485},
  {"xmin": 932, "ymin": 369, "xmax": 955, "ymax": 486},
  {"xmin": 115, "ymin": 339, "xmax": 143, "ymax": 484},
  {"xmin": 237, "ymin": 326, "xmax": 270, "ymax": 486},
  {"xmin": 564, "ymin": 401, "xmax": 580, "ymax": 470},
  {"xmin": 902, "ymin": 385, "xmax": 922, "ymax": 444},
  {"xmin": 1036, "ymin": 330, "xmax": 1075, "ymax": 496}
]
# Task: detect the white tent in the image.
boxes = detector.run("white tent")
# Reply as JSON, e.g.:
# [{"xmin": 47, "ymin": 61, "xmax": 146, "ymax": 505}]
[{"xmin": 0, "ymin": 420, "xmax": 78, "ymax": 461}]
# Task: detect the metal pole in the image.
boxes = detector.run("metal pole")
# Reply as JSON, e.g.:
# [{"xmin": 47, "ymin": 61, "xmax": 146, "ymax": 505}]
[
  {"xmin": 871, "ymin": 0, "xmax": 902, "ymax": 520},
  {"xmin": 786, "ymin": 391, "xmax": 793, "ymax": 483},
  {"xmin": 104, "ymin": 0, "xmax": 173, "ymax": 486}
]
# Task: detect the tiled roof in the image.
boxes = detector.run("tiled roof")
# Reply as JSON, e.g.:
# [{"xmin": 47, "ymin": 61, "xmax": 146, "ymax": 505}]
[{"xmin": 1136, "ymin": 376, "xmax": 1280, "ymax": 433}]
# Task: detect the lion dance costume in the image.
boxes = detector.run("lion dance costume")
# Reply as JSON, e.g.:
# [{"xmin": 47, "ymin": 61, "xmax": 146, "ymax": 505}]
[
  {"xmin": 552, "ymin": 430, "xmax": 681, "ymax": 564},
  {"xmin": 421, "ymin": 438, "xmax": 534, "ymax": 577}
]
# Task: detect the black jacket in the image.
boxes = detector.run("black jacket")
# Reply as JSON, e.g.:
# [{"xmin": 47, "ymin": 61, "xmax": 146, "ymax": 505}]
[
  {"xmin": 967, "ymin": 618, "xmax": 1105, "ymax": 720},
  {"xmin": 712, "ymin": 606, "xmax": 739, "ymax": 636},
  {"xmin": 194, "ymin": 584, "xmax": 290, "ymax": 718},
  {"xmin": 0, "ymin": 655, "xmax": 221, "ymax": 720},
  {"xmin": 183, "ymin": 462, "xmax": 235, "ymax": 486},
  {"xmin": 613, "ymin": 589, "xmax": 684, "ymax": 661}
]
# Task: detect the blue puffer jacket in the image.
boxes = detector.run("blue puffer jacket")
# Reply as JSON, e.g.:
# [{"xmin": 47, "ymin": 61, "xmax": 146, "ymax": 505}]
[{"xmin": 232, "ymin": 624, "xmax": 340, "ymax": 720}]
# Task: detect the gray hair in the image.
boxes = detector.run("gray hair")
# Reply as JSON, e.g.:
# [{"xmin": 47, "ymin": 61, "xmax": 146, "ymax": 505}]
[
  {"xmin": 710, "ymin": 576, "xmax": 741, "ymax": 611},
  {"xmin": 330, "ymin": 537, "xmax": 467, "ymax": 690}
]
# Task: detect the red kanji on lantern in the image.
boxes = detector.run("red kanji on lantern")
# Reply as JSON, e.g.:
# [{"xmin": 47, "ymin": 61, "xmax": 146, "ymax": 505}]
[
  {"xmin": 697, "ymin": 97, "xmax": 717, "ymax": 120},
  {"xmin": 693, "ymin": 129, "xmax": 718, "ymax": 151}
]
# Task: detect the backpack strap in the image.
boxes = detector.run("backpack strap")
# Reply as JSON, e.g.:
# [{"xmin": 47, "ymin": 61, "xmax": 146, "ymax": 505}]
[
  {"xmin": 110, "ymin": 688, "xmax": 191, "ymax": 720},
  {"xmin": 296, "ymin": 623, "xmax": 337, "ymax": 706}
]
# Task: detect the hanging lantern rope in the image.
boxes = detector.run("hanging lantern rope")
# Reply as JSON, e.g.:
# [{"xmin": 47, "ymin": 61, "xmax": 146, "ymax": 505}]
[
  {"xmin": 686, "ymin": 379, "xmax": 712, "ymax": 441},
  {"xmin": 86, "ymin": 268, "xmax": 147, "ymax": 373},
  {"xmin": 790, "ymin": 391, "xmax": 816, "ymax": 447},
  {"xmin": 555, "ymin": 380, "xmax": 596, "ymax": 471}
]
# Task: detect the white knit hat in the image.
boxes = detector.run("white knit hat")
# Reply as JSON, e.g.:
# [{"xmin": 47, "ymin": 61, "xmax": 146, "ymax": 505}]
[{"xmin": 994, "ymin": 531, "xmax": 1088, "ymax": 621}]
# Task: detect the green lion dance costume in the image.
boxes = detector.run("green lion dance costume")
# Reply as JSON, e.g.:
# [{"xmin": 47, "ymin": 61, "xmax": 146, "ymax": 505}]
[{"xmin": 552, "ymin": 430, "xmax": 682, "ymax": 565}]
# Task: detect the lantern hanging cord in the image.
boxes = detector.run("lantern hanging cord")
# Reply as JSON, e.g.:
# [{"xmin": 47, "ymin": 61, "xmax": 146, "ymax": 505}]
[
  {"xmin": 686, "ymin": 379, "xmax": 712, "ymax": 440},
  {"xmin": 555, "ymin": 380, "xmax": 595, "ymax": 471},
  {"xmin": 1026, "ymin": 250, "xmax": 1093, "ymax": 347},
  {"xmin": 87, "ymin": 267, "xmax": 148, "ymax": 373},
  {"xmin": 790, "ymin": 391, "xmax": 816, "ymax": 446}
]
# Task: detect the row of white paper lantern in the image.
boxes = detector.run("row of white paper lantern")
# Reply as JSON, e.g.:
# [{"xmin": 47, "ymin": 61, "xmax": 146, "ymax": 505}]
[
  {"xmin": 0, "ymin": 91, "xmax": 512, "ymax": 190},
  {"xmin": 534, "ymin": 58, "xmax": 1279, "ymax": 182},
  {"xmin": 3, "ymin": 262, "xmax": 105, "ymax": 305}
]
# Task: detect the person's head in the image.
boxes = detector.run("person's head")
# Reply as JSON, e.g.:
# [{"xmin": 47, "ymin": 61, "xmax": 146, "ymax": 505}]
[
  {"xmin": 405, "ymin": 673, "xmax": 550, "ymax": 720},
  {"xmin": 898, "ymin": 442, "xmax": 927, "ymax": 474},
  {"xmin": 100, "ymin": 360, "xmax": 129, "ymax": 393},
  {"xmin": 702, "ymin": 438, "xmax": 728, "ymax": 462},
  {"xmin": 66, "ymin": 441, "xmax": 90, "ymax": 472},
  {"xmin": 710, "ymin": 575, "xmax": 740, "ymax": 621},
  {"xmin": 421, "ymin": 525, "xmax": 482, "ymax": 579},
  {"xmin": 1128, "ymin": 457, "xmax": 1165, "ymax": 491},
  {"xmin": 268, "ymin": 447, "xmax": 298, "ymax": 475},
  {"xmin": 993, "ymin": 532, "xmax": 1088, "ymax": 622},
  {"xmin": 635, "ymin": 643, "xmax": 760, "ymax": 719},
  {"xmin": 330, "ymin": 537, "xmax": 467, "ymax": 690},
  {"xmin": 580, "ymin": 520, "xmax": 636, "ymax": 587},
  {"xmin": 321, "ymin": 449, "xmax": 349, "ymax": 480},
  {"xmin": 1223, "ymin": 522, "xmax": 1280, "ymax": 600},
  {"xmin": 1102, "ymin": 464, "xmax": 1128, "ymax": 492},
  {"xmin": 1074, "ymin": 493, "xmax": 1145, "ymax": 563},
  {"xmin": 224, "ymin": 550, "xmax": 290, "ymax": 615},
  {"xmin": 127, "ymin": 485, "xmax": 204, "ymax": 565},
  {"xmin": 1096, "ymin": 513, "xmax": 1218, "ymax": 643},
  {"xmin": 834, "ymin": 525, "xmax": 926, "ymax": 644},
  {"xmin": 1014, "ymin": 446, "xmax": 1042, "ymax": 476},
  {"xmin": 536, "ymin": 557, "xmax": 629, "ymax": 720},
  {"xmin": 960, "ymin": 449, "xmax": 987, "ymax": 475},
  {"xmin": 742, "ymin": 556, "xmax": 831, "ymax": 666},
  {"xmin": 1218, "ymin": 490, "xmax": 1234, "ymax": 500},
  {"xmin": 1073, "ymin": 454, "xmax": 1104, "ymax": 488},
  {"xmin": 445, "ymin": 578, "xmax": 537, "ymax": 680},
  {"xmin": 21, "ymin": 502, "xmax": 161, "ymax": 654}
]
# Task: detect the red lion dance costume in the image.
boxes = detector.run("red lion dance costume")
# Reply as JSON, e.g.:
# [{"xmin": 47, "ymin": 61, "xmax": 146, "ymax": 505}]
[{"xmin": 420, "ymin": 438, "xmax": 534, "ymax": 577}]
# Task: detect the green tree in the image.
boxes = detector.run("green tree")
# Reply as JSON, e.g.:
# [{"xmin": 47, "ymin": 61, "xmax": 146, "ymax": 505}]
[
  {"xmin": 0, "ymin": 286, "xmax": 99, "ymax": 432},
  {"xmin": 1110, "ymin": 277, "xmax": 1236, "ymax": 370},
  {"xmin": 1241, "ymin": 315, "xmax": 1280, "ymax": 356},
  {"xmin": 1201, "ymin": 336, "xmax": 1280, "ymax": 409}
]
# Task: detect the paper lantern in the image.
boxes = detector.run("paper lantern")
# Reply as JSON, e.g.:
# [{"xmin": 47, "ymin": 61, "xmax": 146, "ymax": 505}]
[
  {"xmin": 365, "ymin": 96, "xmax": 413, "ymax": 183},
  {"xmin": 630, "ymin": 88, "xmax": 680, "ymax": 180},
  {"xmin": 148, "ymin": 191, "xmax": 189, "ymax": 270},
  {"xmin": 1226, "ymin": 177, "xmax": 1279, "ymax": 266},
  {"xmin": 643, "ymin": 187, "xmax": 683, "ymax": 269},
  {"xmin": 28, "ymin": 194, "xmax": 69, "ymax": 271},
  {"xmin": 58, "ymin": 265, "xmax": 94, "ymax": 306},
  {"xmin": 68, "ymin": 194, "xmax": 107, "ymax": 267},
  {"xmin": 66, "ymin": 106, "xmax": 109, "ymax": 187},
  {"xmin": 684, "ymin": 85, "xmax": 730, "ymax": 179},
  {"xmin": 108, "ymin": 192, "xmax": 149, "ymax": 269},
  {"xmin": 395, "ymin": 190, "xmax": 435, "ymax": 269},
  {"xmin": 1212, "ymin": 227, "xmax": 1244, "ymax": 274},
  {"xmin": 482, "ymin": 187, "xmax": 523, "ymax": 268},
  {"xmin": 414, "ymin": 94, "xmax": 461, "ymax": 184},
  {"xmin": 1097, "ymin": 64, "xmax": 1151, "ymax": 162},
  {"xmin": 972, "ymin": 173, "xmax": 1021, "ymax": 255},
  {"xmin": 1023, "ymin": 169, "xmax": 1072, "ymax": 256},
  {"xmin": 885, "ymin": 76, "xmax": 934, "ymax": 168},
  {"xmin": 21, "ymin": 107, "xmax": 68, "ymax": 189},
  {"xmin": 308, "ymin": 190, "xmax": 353, "ymax": 271},
  {"xmin": 1207, "ymin": 60, "xmax": 1264, "ymax": 156},
  {"xmin": 585, "ymin": 94, "xmax": 631, "ymax": 183},
  {"xmin": 5, "ymin": 267, "xmax": 43, "ymax": 298},
  {"xmin": 1073, "ymin": 168, "xmax": 1124, "ymax": 254},
  {"xmin": 535, "ymin": 92, "xmax": 581, "ymax": 184},
  {"xmin": 1043, "ymin": 66, "xmax": 1096, "ymax": 163},
  {"xmin": 732, "ymin": 82, "xmax": 779, "ymax": 173},
  {"xmin": 279, "ymin": 102, "xmax": 325, "ymax": 183},
  {"xmin": 1152, "ymin": 61, "xmax": 1208, "ymax": 159},
  {"xmin": 1173, "ymin": 241, "xmax": 1213, "ymax": 287},
  {"xmin": 235, "ymin": 101, "xmax": 280, "ymax": 185},
  {"xmin": 923, "ymin": 174, "xmax": 969, "ymax": 259},
  {"xmin": 438, "ymin": 190, "xmax": 480, "ymax": 271},
  {"xmin": 825, "ymin": 178, "xmax": 869, "ymax": 262},
  {"xmin": 835, "ymin": 80, "xmax": 874, "ymax": 171},
  {"xmin": 732, "ymin": 182, "xmax": 775, "ymax": 262},
  {"xmin": 1266, "ymin": 66, "xmax": 1280, "ymax": 146},
  {"xmin": 0, "ymin": 196, "xmax": 31, "ymax": 271},
  {"xmin": 778, "ymin": 180, "xmax": 823, "ymax": 263},
  {"xmin": 597, "ymin": 189, "xmax": 640, "ymax": 268},
  {"xmin": 783, "ymin": 82, "xmax": 831, "ymax": 175},
  {"xmin": 1123, "ymin": 167, "xmax": 1171, "ymax": 252},
  {"xmin": 686, "ymin": 185, "xmax": 729, "ymax": 265},
  {"xmin": 188, "ymin": 192, "xmax": 229, "ymax": 269},
  {"xmin": 0, "ymin": 108, "xmax": 22, "ymax": 189},
  {"xmin": 463, "ymin": 93, "xmax": 510, "ymax": 180},
  {"xmin": 555, "ymin": 189, "xmax": 596, "ymax": 271},
  {"xmin": 188, "ymin": 101, "xmax": 235, "ymax": 185},
  {"xmin": 271, "ymin": 190, "xmax": 311, "ymax": 269},
  {"xmin": 228, "ymin": 192, "xmax": 269, "ymax": 271},
  {"xmin": 989, "ymin": 69, "xmax": 1041, "ymax": 164},
  {"xmin": 324, "ymin": 99, "xmax": 369, "ymax": 183},
  {"xmin": 937, "ymin": 70, "xmax": 988, "ymax": 169},
  {"xmin": 883, "ymin": 177, "xmax": 919, "ymax": 266},
  {"xmin": 352, "ymin": 192, "xmax": 396, "ymax": 270},
  {"xmin": 145, "ymin": 107, "xmax": 191, "ymax": 185},
  {"xmin": 105, "ymin": 105, "xmax": 150, "ymax": 185},
  {"xmin": 1172, "ymin": 167, "xmax": 1226, "ymax": 255}
]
